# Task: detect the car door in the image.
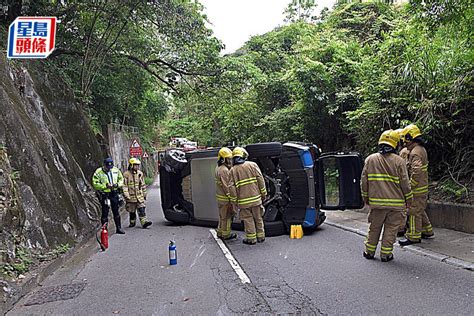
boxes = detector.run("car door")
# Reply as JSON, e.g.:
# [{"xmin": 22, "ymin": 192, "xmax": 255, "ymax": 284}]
[{"xmin": 316, "ymin": 152, "xmax": 364, "ymax": 210}]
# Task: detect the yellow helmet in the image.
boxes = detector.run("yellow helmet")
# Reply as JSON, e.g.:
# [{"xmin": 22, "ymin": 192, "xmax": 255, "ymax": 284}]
[
  {"xmin": 394, "ymin": 128, "xmax": 405, "ymax": 144},
  {"xmin": 218, "ymin": 147, "xmax": 232, "ymax": 160},
  {"xmin": 129, "ymin": 157, "xmax": 141, "ymax": 165},
  {"xmin": 402, "ymin": 124, "xmax": 422, "ymax": 141},
  {"xmin": 378, "ymin": 129, "xmax": 400, "ymax": 149},
  {"xmin": 232, "ymin": 146, "xmax": 248, "ymax": 159}
]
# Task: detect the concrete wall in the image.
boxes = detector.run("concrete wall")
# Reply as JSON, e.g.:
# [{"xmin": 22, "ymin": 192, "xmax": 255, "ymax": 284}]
[
  {"xmin": 107, "ymin": 124, "xmax": 158, "ymax": 178},
  {"xmin": 353, "ymin": 201, "xmax": 474, "ymax": 234},
  {"xmin": 426, "ymin": 202, "xmax": 474, "ymax": 234}
]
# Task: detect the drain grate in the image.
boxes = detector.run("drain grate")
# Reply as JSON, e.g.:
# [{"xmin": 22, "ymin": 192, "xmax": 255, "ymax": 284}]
[{"xmin": 25, "ymin": 282, "xmax": 87, "ymax": 306}]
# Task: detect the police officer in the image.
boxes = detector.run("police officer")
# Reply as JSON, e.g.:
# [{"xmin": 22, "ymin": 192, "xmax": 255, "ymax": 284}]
[
  {"xmin": 92, "ymin": 158, "xmax": 125, "ymax": 234},
  {"xmin": 361, "ymin": 130, "xmax": 413, "ymax": 262},
  {"xmin": 123, "ymin": 158, "xmax": 152, "ymax": 229},
  {"xmin": 230, "ymin": 147, "xmax": 267, "ymax": 245},
  {"xmin": 215, "ymin": 147, "xmax": 237, "ymax": 240}
]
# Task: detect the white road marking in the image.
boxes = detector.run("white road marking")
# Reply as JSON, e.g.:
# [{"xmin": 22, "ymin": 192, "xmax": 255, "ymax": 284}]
[
  {"xmin": 210, "ymin": 229, "xmax": 251, "ymax": 284},
  {"xmin": 190, "ymin": 244, "xmax": 206, "ymax": 268}
]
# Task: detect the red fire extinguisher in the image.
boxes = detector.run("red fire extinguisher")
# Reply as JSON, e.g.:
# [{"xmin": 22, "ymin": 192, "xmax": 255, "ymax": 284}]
[{"xmin": 97, "ymin": 223, "xmax": 109, "ymax": 251}]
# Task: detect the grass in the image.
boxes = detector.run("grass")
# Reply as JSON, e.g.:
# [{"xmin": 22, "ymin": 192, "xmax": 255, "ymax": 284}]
[{"xmin": 144, "ymin": 176, "xmax": 154, "ymax": 186}]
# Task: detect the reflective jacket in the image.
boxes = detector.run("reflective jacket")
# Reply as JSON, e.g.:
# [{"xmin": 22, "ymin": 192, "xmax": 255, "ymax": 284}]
[
  {"xmin": 230, "ymin": 161, "xmax": 267, "ymax": 208},
  {"xmin": 92, "ymin": 167, "xmax": 124, "ymax": 193},
  {"xmin": 408, "ymin": 143, "xmax": 429, "ymax": 197},
  {"xmin": 361, "ymin": 153, "xmax": 413, "ymax": 210},
  {"xmin": 122, "ymin": 170, "xmax": 146, "ymax": 203},
  {"xmin": 215, "ymin": 164, "xmax": 235, "ymax": 206},
  {"xmin": 399, "ymin": 147, "xmax": 409, "ymax": 162}
]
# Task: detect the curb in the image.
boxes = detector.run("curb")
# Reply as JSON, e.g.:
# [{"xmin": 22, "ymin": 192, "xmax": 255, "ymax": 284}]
[{"xmin": 325, "ymin": 220, "xmax": 474, "ymax": 271}]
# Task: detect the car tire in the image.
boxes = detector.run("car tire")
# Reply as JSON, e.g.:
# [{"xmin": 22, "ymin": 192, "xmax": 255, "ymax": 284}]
[
  {"xmin": 264, "ymin": 220, "xmax": 287, "ymax": 237},
  {"xmin": 164, "ymin": 207, "xmax": 190, "ymax": 224},
  {"xmin": 245, "ymin": 142, "xmax": 282, "ymax": 158},
  {"xmin": 163, "ymin": 149, "xmax": 187, "ymax": 172}
]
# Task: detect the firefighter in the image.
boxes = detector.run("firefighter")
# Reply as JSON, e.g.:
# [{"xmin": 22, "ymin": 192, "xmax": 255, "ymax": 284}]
[
  {"xmin": 361, "ymin": 130, "xmax": 413, "ymax": 262},
  {"xmin": 215, "ymin": 147, "xmax": 237, "ymax": 240},
  {"xmin": 92, "ymin": 158, "xmax": 125, "ymax": 234},
  {"xmin": 399, "ymin": 124, "xmax": 434, "ymax": 246},
  {"xmin": 123, "ymin": 158, "xmax": 152, "ymax": 229},
  {"xmin": 230, "ymin": 147, "xmax": 267, "ymax": 245},
  {"xmin": 396, "ymin": 128, "xmax": 410, "ymax": 237}
]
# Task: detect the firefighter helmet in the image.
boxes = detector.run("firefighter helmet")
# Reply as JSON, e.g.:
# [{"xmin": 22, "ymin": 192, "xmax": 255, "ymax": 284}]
[
  {"xmin": 129, "ymin": 157, "xmax": 141, "ymax": 165},
  {"xmin": 378, "ymin": 130, "xmax": 400, "ymax": 149},
  {"xmin": 394, "ymin": 128, "xmax": 405, "ymax": 144},
  {"xmin": 402, "ymin": 124, "xmax": 422, "ymax": 141},
  {"xmin": 217, "ymin": 147, "xmax": 232, "ymax": 160},
  {"xmin": 232, "ymin": 147, "xmax": 248, "ymax": 159}
]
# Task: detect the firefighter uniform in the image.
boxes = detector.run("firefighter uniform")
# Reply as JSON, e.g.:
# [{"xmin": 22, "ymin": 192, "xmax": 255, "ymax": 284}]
[
  {"xmin": 92, "ymin": 158, "xmax": 125, "ymax": 234},
  {"xmin": 230, "ymin": 148, "xmax": 267, "ymax": 244},
  {"xmin": 123, "ymin": 159, "xmax": 151, "ymax": 228},
  {"xmin": 405, "ymin": 143, "xmax": 432, "ymax": 241},
  {"xmin": 361, "ymin": 130, "xmax": 413, "ymax": 261},
  {"xmin": 398, "ymin": 147, "xmax": 410, "ymax": 234},
  {"xmin": 215, "ymin": 163, "xmax": 236, "ymax": 239}
]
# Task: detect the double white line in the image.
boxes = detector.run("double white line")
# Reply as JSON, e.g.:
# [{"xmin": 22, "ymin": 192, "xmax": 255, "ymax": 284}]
[{"xmin": 210, "ymin": 229, "xmax": 251, "ymax": 284}]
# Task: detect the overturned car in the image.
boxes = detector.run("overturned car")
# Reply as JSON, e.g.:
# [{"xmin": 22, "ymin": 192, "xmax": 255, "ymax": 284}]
[{"xmin": 159, "ymin": 142, "xmax": 364, "ymax": 236}]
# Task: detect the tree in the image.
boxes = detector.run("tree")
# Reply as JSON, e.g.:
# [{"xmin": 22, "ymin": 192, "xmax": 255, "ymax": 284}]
[{"xmin": 284, "ymin": 0, "xmax": 317, "ymax": 23}]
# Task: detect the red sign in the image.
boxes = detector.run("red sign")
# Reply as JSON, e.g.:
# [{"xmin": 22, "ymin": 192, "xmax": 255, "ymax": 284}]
[
  {"xmin": 142, "ymin": 151, "xmax": 149, "ymax": 158},
  {"xmin": 129, "ymin": 139, "xmax": 142, "ymax": 157}
]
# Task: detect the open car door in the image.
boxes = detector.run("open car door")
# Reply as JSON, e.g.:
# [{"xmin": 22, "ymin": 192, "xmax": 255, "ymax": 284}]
[{"xmin": 316, "ymin": 152, "xmax": 364, "ymax": 210}]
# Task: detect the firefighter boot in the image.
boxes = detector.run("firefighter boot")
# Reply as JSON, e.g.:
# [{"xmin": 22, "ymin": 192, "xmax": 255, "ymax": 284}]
[
  {"xmin": 114, "ymin": 216, "xmax": 125, "ymax": 234},
  {"xmin": 363, "ymin": 252, "xmax": 375, "ymax": 260},
  {"xmin": 398, "ymin": 238, "xmax": 420, "ymax": 246},
  {"xmin": 138, "ymin": 207, "xmax": 152, "ymax": 229},
  {"xmin": 381, "ymin": 254, "xmax": 394, "ymax": 262},
  {"xmin": 129, "ymin": 211, "xmax": 136, "ymax": 227}
]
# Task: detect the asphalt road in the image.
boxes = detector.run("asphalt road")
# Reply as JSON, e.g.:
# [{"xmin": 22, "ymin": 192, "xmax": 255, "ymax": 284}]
[{"xmin": 8, "ymin": 182, "xmax": 474, "ymax": 315}]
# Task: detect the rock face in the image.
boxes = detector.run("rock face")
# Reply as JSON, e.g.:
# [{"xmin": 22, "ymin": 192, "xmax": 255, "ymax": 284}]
[{"xmin": 0, "ymin": 55, "xmax": 103, "ymax": 259}]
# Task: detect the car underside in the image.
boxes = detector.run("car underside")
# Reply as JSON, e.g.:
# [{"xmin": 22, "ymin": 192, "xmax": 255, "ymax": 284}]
[{"xmin": 159, "ymin": 142, "xmax": 363, "ymax": 237}]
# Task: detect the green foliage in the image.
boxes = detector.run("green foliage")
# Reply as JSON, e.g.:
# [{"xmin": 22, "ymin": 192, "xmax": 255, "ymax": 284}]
[
  {"xmin": 1, "ymin": 247, "xmax": 33, "ymax": 277},
  {"xmin": 160, "ymin": 1, "xmax": 472, "ymax": 201},
  {"xmin": 437, "ymin": 180, "xmax": 468, "ymax": 199},
  {"xmin": 144, "ymin": 177, "xmax": 154, "ymax": 186},
  {"xmin": 6, "ymin": 0, "xmax": 223, "ymax": 148}
]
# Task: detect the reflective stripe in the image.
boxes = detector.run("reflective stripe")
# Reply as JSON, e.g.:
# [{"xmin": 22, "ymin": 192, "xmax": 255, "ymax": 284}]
[
  {"xmin": 406, "ymin": 215, "xmax": 421, "ymax": 239},
  {"xmin": 260, "ymin": 187, "xmax": 267, "ymax": 193},
  {"xmin": 361, "ymin": 191, "xmax": 368, "ymax": 197},
  {"xmin": 368, "ymin": 173, "xmax": 400, "ymax": 184},
  {"xmin": 411, "ymin": 179, "xmax": 419, "ymax": 186},
  {"xmin": 368, "ymin": 197, "xmax": 405, "ymax": 207},
  {"xmin": 246, "ymin": 233, "xmax": 257, "ymax": 238},
  {"xmin": 381, "ymin": 250, "xmax": 393, "ymax": 254},
  {"xmin": 413, "ymin": 185, "xmax": 428, "ymax": 194},
  {"xmin": 238, "ymin": 194, "xmax": 262, "ymax": 205},
  {"xmin": 235, "ymin": 177, "xmax": 257, "ymax": 187},
  {"xmin": 405, "ymin": 191, "xmax": 414, "ymax": 199},
  {"xmin": 216, "ymin": 194, "xmax": 231, "ymax": 202},
  {"xmin": 421, "ymin": 164, "xmax": 428, "ymax": 171},
  {"xmin": 256, "ymin": 232, "xmax": 265, "ymax": 238},
  {"xmin": 365, "ymin": 241, "xmax": 377, "ymax": 251}
]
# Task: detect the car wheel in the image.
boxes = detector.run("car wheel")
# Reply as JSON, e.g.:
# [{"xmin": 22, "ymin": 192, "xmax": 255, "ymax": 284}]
[
  {"xmin": 264, "ymin": 220, "xmax": 287, "ymax": 237},
  {"xmin": 163, "ymin": 149, "xmax": 187, "ymax": 172},
  {"xmin": 245, "ymin": 142, "xmax": 282, "ymax": 158},
  {"xmin": 164, "ymin": 205, "xmax": 191, "ymax": 224}
]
